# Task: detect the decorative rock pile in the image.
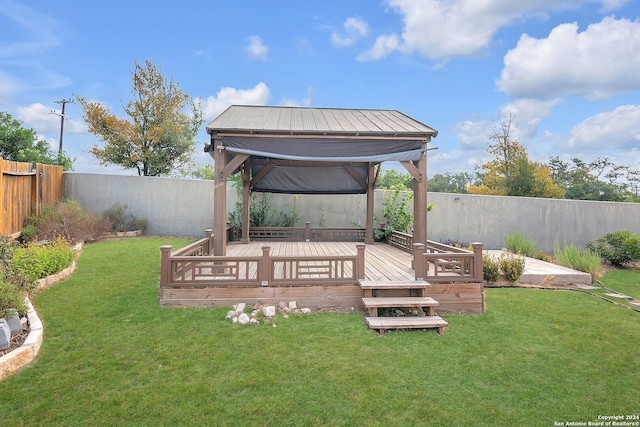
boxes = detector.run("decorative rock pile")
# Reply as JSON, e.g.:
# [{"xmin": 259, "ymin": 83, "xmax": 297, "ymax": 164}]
[{"xmin": 225, "ymin": 301, "xmax": 312, "ymax": 326}]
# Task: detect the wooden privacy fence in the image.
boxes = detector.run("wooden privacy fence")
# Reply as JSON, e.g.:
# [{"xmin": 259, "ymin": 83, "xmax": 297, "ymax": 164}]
[{"xmin": 0, "ymin": 158, "xmax": 63, "ymax": 236}]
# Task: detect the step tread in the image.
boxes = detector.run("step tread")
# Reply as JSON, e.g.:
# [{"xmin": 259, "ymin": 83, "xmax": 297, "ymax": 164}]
[
  {"xmin": 359, "ymin": 280, "xmax": 432, "ymax": 289},
  {"xmin": 364, "ymin": 315, "xmax": 448, "ymax": 329},
  {"xmin": 362, "ymin": 297, "xmax": 439, "ymax": 308}
]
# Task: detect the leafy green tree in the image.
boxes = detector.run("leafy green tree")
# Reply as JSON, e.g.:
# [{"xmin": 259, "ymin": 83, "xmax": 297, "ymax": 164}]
[
  {"xmin": 548, "ymin": 156, "xmax": 626, "ymax": 201},
  {"xmin": 376, "ymin": 169, "xmax": 412, "ymax": 190},
  {"xmin": 428, "ymin": 172, "xmax": 474, "ymax": 193},
  {"xmin": 78, "ymin": 60, "xmax": 203, "ymax": 176},
  {"xmin": 0, "ymin": 111, "xmax": 73, "ymax": 170},
  {"xmin": 467, "ymin": 115, "xmax": 564, "ymax": 198}
]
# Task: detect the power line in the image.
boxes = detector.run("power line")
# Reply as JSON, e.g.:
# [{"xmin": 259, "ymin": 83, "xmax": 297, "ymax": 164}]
[{"xmin": 50, "ymin": 98, "xmax": 74, "ymax": 161}]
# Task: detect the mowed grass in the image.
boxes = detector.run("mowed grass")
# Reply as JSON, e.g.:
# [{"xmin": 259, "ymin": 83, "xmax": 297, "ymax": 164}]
[{"xmin": 0, "ymin": 237, "xmax": 638, "ymax": 426}]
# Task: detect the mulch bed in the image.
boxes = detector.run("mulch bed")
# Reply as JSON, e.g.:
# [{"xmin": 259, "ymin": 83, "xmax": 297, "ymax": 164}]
[{"xmin": 0, "ymin": 328, "xmax": 30, "ymax": 358}]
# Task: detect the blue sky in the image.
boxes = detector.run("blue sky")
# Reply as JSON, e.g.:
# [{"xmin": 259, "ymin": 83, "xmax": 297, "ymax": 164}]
[{"xmin": 1, "ymin": 0, "xmax": 639, "ymax": 177}]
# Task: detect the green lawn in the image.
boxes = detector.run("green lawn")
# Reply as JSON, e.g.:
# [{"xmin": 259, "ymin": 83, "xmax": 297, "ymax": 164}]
[{"xmin": 1, "ymin": 237, "xmax": 638, "ymax": 426}]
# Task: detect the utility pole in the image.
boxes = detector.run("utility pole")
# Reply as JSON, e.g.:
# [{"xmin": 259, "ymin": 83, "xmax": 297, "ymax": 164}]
[{"xmin": 51, "ymin": 98, "xmax": 74, "ymax": 162}]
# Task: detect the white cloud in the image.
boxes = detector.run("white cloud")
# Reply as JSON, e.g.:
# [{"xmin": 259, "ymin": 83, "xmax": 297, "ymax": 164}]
[
  {"xmin": 245, "ymin": 36, "xmax": 268, "ymax": 61},
  {"xmin": 357, "ymin": 34, "xmax": 400, "ymax": 61},
  {"xmin": 199, "ymin": 82, "xmax": 271, "ymax": 122},
  {"xmin": 331, "ymin": 17, "xmax": 370, "ymax": 47},
  {"xmin": 360, "ymin": 0, "xmax": 629, "ymax": 61},
  {"xmin": 500, "ymin": 98, "xmax": 563, "ymax": 139},
  {"xmin": 16, "ymin": 102, "xmax": 86, "ymax": 135},
  {"xmin": 282, "ymin": 87, "xmax": 313, "ymax": 107},
  {"xmin": 497, "ymin": 17, "xmax": 640, "ymax": 100},
  {"xmin": 453, "ymin": 120, "xmax": 491, "ymax": 150},
  {"xmin": 568, "ymin": 104, "xmax": 640, "ymax": 150}
]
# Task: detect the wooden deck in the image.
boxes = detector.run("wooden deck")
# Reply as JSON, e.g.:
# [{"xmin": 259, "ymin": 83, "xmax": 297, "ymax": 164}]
[{"xmin": 226, "ymin": 240, "xmax": 415, "ymax": 282}]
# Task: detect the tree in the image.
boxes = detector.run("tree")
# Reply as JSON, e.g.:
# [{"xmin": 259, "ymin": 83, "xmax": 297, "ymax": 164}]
[
  {"xmin": 467, "ymin": 114, "xmax": 564, "ymax": 198},
  {"xmin": 376, "ymin": 169, "xmax": 412, "ymax": 190},
  {"xmin": 0, "ymin": 111, "xmax": 73, "ymax": 170},
  {"xmin": 428, "ymin": 172, "xmax": 474, "ymax": 193},
  {"xmin": 548, "ymin": 156, "xmax": 626, "ymax": 201},
  {"xmin": 78, "ymin": 60, "xmax": 203, "ymax": 176}
]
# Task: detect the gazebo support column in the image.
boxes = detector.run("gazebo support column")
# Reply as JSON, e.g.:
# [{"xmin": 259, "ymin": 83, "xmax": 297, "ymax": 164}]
[
  {"xmin": 365, "ymin": 162, "xmax": 375, "ymax": 244},
  {"xmin": 401, "ymin": 144, "xmax": 428, "ymax": 247},
  {"xmin": 241, "ymin": 163, "xmax": 251, "ymax": 244},
  {"xmin": 213, "ymin": 138, "xmax": 227, "ymax": 256}
]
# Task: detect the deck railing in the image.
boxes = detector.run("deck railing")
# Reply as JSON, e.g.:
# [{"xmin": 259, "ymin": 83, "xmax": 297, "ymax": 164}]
[
  {"xmin": 413, "ymin": 241, "xmax": 484, "ymax": 283},
  {"xmin": 160, "ymin": 230, "xmax": 366, "ymax": 288},
  {"xmin": 230, "ymin": 222, "xmax": 366, "ymax": 242}
]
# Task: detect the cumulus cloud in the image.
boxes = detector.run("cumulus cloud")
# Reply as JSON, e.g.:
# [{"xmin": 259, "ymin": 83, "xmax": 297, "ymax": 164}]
[
  {"xmin": 453, "ymin": 120, "xmax": 491, "ymax": 150},
  {"xmin": 500, "ymin": 98, "xmax": 563, "ymax": 139},
  {"xmin": 497, "ymin": 17, "xmax": 640, "ymax": 100},
  {"xmin": 568, "ymin": 104, "xmax": 640, "ymax": 150},
  {"xmin": 360, "ymin": 0, "xmax": 629, "ymax": 61},
  {"xmin": 17, "ymin": 102, "xmax": 86, "ymax": 135},
  {"xmin": 245, "ymin": 36, "xmax": 268, "ymax": 61},
  {"xmin": 282, "ymin": 87, "xmax": 313, "ymax": 107},
  {"xmin": 357, "ymin": 34, "xmax": 401, "ymax": 61},
  {"xmin": 331, "ymin": 17, "xmax": 370, "ymax": 47},
  {"xmin": 199, "ymin": 82, "xmax": 271, "ymax": 122}
]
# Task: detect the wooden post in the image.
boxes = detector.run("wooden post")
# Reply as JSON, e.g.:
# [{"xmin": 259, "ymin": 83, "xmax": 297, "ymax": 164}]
[
  {"xmin": 365, "ymin": 162, "xmax": 375, "ymax": 244},
  {"xmin": 260, "ymin": 246, "xmax": 271, "ymax": 286},
  {"xmin": 241, "ymin": 164, "xmax": 250, "ymax": 244},
  {"xmin": 304, "ymin": 221, "xmax": 311, "ymax": 241},
  {"xmin": 213, "ymin": 138, "xmax": 227, "ymax": 255},
  {"xmin": 356, "ymin": 244, "xmax": 366, "ymax": 280},
  {"xmin": 413, "ymin": 243, "xmax": 426, "ymax": 281},
  {"xmin": 413, "ymin": 148, "xmax": 427, "ymax": 247},
  {"xmin": 472, "ymin": 242, "xmax": 484, "ymax": 282},
  {"xmin": 205, "ymin": 229, "xmax": 213, "ymax": 255},
  {"xmin": 160, "ymin": 245, "xmax": 172, "ymax": 287}
]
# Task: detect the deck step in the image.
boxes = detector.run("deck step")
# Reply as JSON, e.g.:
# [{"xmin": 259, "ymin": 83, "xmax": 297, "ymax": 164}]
[
  {"xmin": 364, "ymin": 316, "xmax": 449, "ymax": 336},
  {"xmin": 362, "ymin": 296, "xmax": 439, "ymax": 308},
  {"xmin": 359, "ymin": 280, "xmax": 431, "ymax": 290}
]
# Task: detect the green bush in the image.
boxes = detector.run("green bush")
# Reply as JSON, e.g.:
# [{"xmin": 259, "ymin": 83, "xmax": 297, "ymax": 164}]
[
  {"xmin": 554, "ymin": 241, "xmax": 601, "ymax": 279},
  {"xmin": 498, "ymin": 252, "xmax": 526, "ymax": 282},
  {"xmin": 101, "ymin": 202, "xmax": 148, "ymax": 233},
  {"xmin": 12, "ymin": 238, "xmax": 75, "ymax": 289},
  {"xmin": 505, "ymin": 231, "xmax": 537, "ymax": 257},
  {"xmin": 482, "ymin": 253, "xmax": 500, "ymax": 282},
  {"xmin": 0, "ymin": 280, "xmax": 27, "ymax": 318},
  {"xmin": 586, "ymin": 230, "xmax": 640, "ymax": 267}
]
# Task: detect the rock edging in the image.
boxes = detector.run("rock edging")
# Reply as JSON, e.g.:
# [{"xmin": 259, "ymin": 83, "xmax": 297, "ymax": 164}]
[{"xmin": 0, "ymin": 241, "xmax": 83, "ymax": 381}]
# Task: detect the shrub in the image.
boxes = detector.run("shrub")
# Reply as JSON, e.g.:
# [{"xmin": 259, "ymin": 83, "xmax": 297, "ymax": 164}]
[
  {"xmin": 482, "ymin": 253, "xmax": 500, "ymax": 282},
  {"xmin": 586, "ymin": 230, "xmax": 640, "ymax": 267},
  {"xmin": 12, "ymin": 237, "xmax": 75, "ymax": 286},
  {"xmin": 22, "ymin": 200, "xmax": 110, "ymax": 243},
  {"xmin": 534, "ymin": 251, "xmax": 554, "ymax": 263},
  {"xmin": 498, "ymin": 252, "xmax": 526, "ymax": 282},
  {"xmin": 101, "ymin": 202, "xmax": 148, "ymax": 233},
  {"xmin": 0, "ymin": 281, "xmax": 27, "ymax": 318},
  {"xmin": 554, "ymin": 241, "xmax": 601, "ymax": 279},
  {"xmin": 505, "ymin": 231, "xmax": 537, "ymax": 257},
  {"xmin": 381, "ymin": 189, "xmax": 413, "ymax": 234}
]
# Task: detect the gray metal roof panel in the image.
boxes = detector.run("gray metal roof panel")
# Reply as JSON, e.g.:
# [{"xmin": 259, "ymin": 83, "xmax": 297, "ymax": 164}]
[{"xmin": 206, "ymin": 105, "xmax": 437, "ymax": 137}]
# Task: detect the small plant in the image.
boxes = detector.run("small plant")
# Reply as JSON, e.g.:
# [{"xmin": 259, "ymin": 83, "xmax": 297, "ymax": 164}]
[
  {"xmin": 505, "ymin": 231, "xmax": 537, "ymax": 257},
  {"xmin": 12, "ymin": 237, "xmax": 76, "ymax": 287},
  {"xmin": 534, "ymin": 251, "xmax": 554, "ymax": 263},
  {"xmin": 101, "ymin": 202, "xmax": 147, "ymax": 233},
  {"xmin": 0, "ymin": 281, "xmax": 27, "ymax": 318},
  {"xmin": 482, "ymin": 253, "xmax": 500, "ymax": 282},
  {"xmin": 381, "ymin": 189, "xmax": 413, "ymax": 235},
  {"xmin": 586, "ymin": 230, "xmax": 640, "ymax": 267},
  {"xmin": 22, "ymin": 200, "xmax": 110, "ymax": 243},
  {"xmin": 554, "ymin": 241, "xmax": 601, "ymax": 279},
  {"xmin": 498, "ymin": 252, "xmax": 526, "ymax": 282}
]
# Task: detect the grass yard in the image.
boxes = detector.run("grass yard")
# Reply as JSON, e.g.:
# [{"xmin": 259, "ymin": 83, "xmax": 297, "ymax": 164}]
[{"xmin": 1, "ymin": 237, "xmax": 638, "ymax": 426}]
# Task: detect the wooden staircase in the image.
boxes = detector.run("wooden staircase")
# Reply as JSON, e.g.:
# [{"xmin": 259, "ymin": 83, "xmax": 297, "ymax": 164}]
[{"xmin": 359, "ymin": 280, "xmax": 448, "ymax": 336}]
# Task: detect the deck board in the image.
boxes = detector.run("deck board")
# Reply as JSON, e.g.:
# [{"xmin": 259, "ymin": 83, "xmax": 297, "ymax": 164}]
[{"xmin": 227, "ymin": 241, "xmax": 416, "ymax": 282}]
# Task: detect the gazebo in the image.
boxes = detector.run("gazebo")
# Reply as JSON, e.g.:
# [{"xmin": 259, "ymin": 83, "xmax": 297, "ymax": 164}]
[{"xmin": 205, "ymin": 105, "xmax": 438, "ymax": 255}]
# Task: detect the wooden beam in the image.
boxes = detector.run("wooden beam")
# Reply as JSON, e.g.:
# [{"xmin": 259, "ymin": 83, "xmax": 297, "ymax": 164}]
[
  {"xmin": 241, "ymin": 163, "xmax": 251, "ymax": 244},
  {"xmin": 365, "ymin": 163, "xmax": 375, "ymax": 244},
  {"xmin": 345, "ymin": 165, "xmax": 367, "ymax": 189},
  {"xmin": 213, "ymin": 138, "xmax": 227, "ymax": 255},
  {"xmin": 400, "ymin": 160, "xmax": 422, "ymax": 183},
  {"xmin": 222, "ymin": 153, "xmax": 249, "ymax": 180}
]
